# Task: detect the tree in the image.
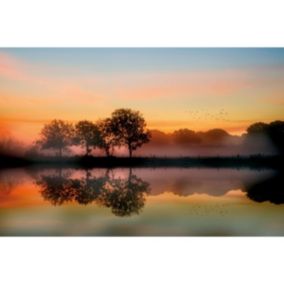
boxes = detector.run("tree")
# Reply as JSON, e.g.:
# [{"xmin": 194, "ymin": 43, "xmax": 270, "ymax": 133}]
[
  {"xmin": 110, "ymin": 108, "xmax": 151, "ymax": 157},
  {"xmin": 247, "ymin": 122, "xmax": 268, "ymax": 134},
  {"xmin": 74, "ymin": 120, "xmax": 101, "ymax": 156},
  {"xmin": 266, "ymin": 121, "xmax": 284, "ymax": 154},
  {"xmin": 37, "ymin": 120, "xmax": 74, "ymax": 157},
  {"xmin": 97, "ymin": 118, "xmax": 118, "ymax": 157},
  {"xmin": 246, "ymin": 120, "xmax": 284, "ymax": 154}
]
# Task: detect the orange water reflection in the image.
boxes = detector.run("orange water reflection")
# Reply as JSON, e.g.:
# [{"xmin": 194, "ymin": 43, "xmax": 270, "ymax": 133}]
[{"xmin": 0, "ymin": 168, "xmax": 284, "ymax": 236}]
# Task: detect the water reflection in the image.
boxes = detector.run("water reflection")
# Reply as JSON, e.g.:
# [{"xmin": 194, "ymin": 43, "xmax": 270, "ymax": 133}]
[
  {"xmin": 0, "ymin": 167, "xmax": 284, "ymax": 217},
  {"xmin": 36, "ymin": 169, "xmax": 150, "ymax": 216},
  {"xmin": 244, "ymin": 172, "xmax": 284, "ymax": 204}
]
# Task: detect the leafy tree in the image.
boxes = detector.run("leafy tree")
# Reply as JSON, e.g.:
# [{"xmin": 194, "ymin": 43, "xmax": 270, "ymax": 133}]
[
  {"xmin": 97, "ymin": 118, "xmax": 118, "ymax": 157},
  {"xmin": 110, "ymin": 108, "xmax": 151, "ymax": 157},
  {"xmin": 246, "ymin": 120, "xmax": 284, "ymax": 154},
  {"xmin": 74, "ymin": 120, "xmax": 101, "ymax": 156},
  {"xmin": 247, "ymin": 122, "xmax": 268, "ymax": 134},
  {"xmin": 37, "ymin": 120, "xmax": 74, "ymax": 157},
  {"xmin": 266, "ymin": 121, "xmax": 284, "ymax": 154}
]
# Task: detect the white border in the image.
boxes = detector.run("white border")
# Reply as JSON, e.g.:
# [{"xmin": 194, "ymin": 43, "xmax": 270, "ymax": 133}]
[
  {"xmin": 0, "ymin": 237, "xmax": 283, "ymax": 284},
  {"xmin": 0, "ymin": 0, "xmax": 284, "ymax": 47},
  {"xmin": 1, "ymin": 1, "xmax": 284, "ymax": 283}
]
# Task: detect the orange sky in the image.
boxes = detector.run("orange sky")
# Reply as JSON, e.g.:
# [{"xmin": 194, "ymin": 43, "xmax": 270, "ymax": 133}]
[{"xmin": 1, "ymin": 48, "xmax": 284, "ymax": 143}]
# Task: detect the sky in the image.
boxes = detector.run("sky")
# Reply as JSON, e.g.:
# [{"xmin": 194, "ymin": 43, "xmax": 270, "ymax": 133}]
[{"xmin": 0, "ymin": 48, "xmax": 284, "ymax": 143}]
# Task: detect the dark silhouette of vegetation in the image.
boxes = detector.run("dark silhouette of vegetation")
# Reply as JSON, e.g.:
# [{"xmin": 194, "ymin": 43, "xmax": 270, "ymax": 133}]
[
  {"xmin": 37, "ymin": 120, "xmax": 74, "ymax": 157},
  {"xmin": 109, "ymin": 108, "xmax": 151, "ymax": 157},
  {"xmin": 97, "ymin": 169, "xmax": 150, "ymax": 216},
  {"xmin": 244, "ymin": 172, "xmax": 284, "ymax": 204},
  {"xmin": 1, "ymin": 113, "xmax": 283, "ymax": 170},
  {"xmin": 37, "ymin": 170, "xmax": 79, "ymax": 205},
  {"xmin": 96, "ymin": 118, "xmax": 118, "ymax": 157},
  {"xmin": 74, "ymin": 120, "xmax": 101, "ymax": 156},
  {"xmin": 35, "ymin": 168, "xmax": 150, "ymax": 216},
  {"xmin": 35, "ymin": 108, "xmax": 150, "ymax": 158},
  {"xmin": 74, "ymin": 171, "xmax": 107, "ymax": 205},
  {"xmin": 246, "ymin": 120, "xmax": 284, "ymax": 155},
  {"xmin": 1, "ymin": 154, "xmax": 283, "ymax": 170}
]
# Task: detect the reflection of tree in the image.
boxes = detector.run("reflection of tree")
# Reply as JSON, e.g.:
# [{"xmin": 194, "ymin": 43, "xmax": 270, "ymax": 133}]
[
  {"xmin": 244, "ymin": 172, "xmax": 284, "ymax": 204},
  {"xmin": 37, "ymin": 171, "xmax": 79, "ymax": 205},
  {"xmin": 98, "ymin": 170, "xmax": 150, "ymax": 216},
  {"xmin": 0, "ymin": 170, "xmax": 21, "ymax": 197},
  {"xmin": 35, "ymin": 169, "xmax": 150, "ymax": 216},
  {"xmin": 74, "ymin": 171, "xmax": 107, "ymax": 205}
]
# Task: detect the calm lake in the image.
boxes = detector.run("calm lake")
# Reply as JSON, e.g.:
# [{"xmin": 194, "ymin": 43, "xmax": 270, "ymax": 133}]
[{"xmin": 0, "ymin": 167, "xmax": 283, "ymax": 236}]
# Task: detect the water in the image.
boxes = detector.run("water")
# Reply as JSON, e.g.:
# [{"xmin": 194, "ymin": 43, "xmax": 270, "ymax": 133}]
[{"xmin": 0, "ymin": 167, "xmax": 283, "ymax": 236}]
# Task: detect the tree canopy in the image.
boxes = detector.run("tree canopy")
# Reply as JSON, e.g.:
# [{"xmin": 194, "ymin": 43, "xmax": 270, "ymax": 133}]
[
  {"xmin": 109, "ymin": 108, "xmax": 151, "ymax": 157},
  {"xmin": 37, "ymin": 120, "xmax": 74, "ymax": 157},
  {"xmin": 246, "ymin": 120, "xmax": 284, "ymax": 154},
  {"xmin": 74, "ymin": 120, "xmax": 101, "ymax": 156}
]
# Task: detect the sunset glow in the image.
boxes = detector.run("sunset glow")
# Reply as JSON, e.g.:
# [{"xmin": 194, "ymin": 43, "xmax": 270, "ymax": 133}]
[{"xmin": 1, "ymin": 48, "xmax": 284, "ymax": 143}]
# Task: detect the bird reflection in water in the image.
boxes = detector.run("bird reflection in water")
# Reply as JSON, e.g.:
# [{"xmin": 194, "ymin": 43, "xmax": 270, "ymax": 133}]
[{"xmin": 36, "ymin": 169, "xmax": 150, "ymax": 217}]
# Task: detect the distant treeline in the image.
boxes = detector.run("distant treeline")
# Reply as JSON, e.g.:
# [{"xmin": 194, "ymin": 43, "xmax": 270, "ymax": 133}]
[{"xmin": 1, "ymin": 108, "xmax": 283, "ymax": 158}]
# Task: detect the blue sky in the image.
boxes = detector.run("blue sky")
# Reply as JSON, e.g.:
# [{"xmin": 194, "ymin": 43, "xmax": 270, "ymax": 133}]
[{"xmin": 2, "ymin": 48, "xmax": 284, "ymax": 73}]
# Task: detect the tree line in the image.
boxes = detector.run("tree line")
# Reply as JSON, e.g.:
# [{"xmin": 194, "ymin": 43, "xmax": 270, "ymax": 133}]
[{"xmin": 36, "ymin": 108, "xmax": 151, "ymax": 158}]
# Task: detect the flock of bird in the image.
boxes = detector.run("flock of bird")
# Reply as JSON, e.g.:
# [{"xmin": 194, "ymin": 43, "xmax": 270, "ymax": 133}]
[{"xmin": 185, "ymin": 108, "xmax": 229, "ymax": 121}]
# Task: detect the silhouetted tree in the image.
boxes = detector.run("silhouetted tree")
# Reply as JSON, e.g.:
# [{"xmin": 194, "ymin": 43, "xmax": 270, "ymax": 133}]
[
  {"xmin": 97, "ymin": 118, "xmax": 118, "ymax": 157},
  {"xmin": 110, "ymin": 109, "xmax": 151, "ymax": 157},
  {"xmin": 74, "ymin": 120, "xmax": 101, "ymax": 156},
  {"xmin": 37, "ymin": 120, "xmax": 74, "ymax": 157},
  {"xmin": 267, "ymin": 121, "xmax": 284, "ymax": 154},
  {"xmin": 247, "ymin": 122, "xmax": 268, "ymax": 134},
  {"xmin": 246, "ymin": 120, "xmax": 284, "ymax": 154}
]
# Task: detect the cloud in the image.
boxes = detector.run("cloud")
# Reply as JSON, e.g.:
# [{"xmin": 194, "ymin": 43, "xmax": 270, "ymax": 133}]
[{"xmin": 100, "ymin": 70, "xmax": 258, "ymax": 101}]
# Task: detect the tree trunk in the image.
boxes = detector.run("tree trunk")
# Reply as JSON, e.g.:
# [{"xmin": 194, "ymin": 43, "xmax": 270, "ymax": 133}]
[
  {"xmin": 105, "ymin": 146, "xmax": 110, "ymax": 157},
  {"xmin": 86, "ymin": 144, "xmax": 90, "ymax": 156},
  {"xmin": 128, "ymin": 145, "xmax": 132, "ymax": 158}
]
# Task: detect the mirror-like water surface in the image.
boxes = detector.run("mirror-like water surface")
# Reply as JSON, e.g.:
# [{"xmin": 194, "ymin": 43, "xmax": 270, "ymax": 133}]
[{"xmin": 0, "ymin": 167, "xmax": 283, "ymax": 236}]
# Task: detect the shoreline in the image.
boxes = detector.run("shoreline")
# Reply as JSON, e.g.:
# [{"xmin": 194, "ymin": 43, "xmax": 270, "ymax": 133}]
[{"xmin": 1, "ymin": 154, "xmax": 283, "ymax": 169}]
